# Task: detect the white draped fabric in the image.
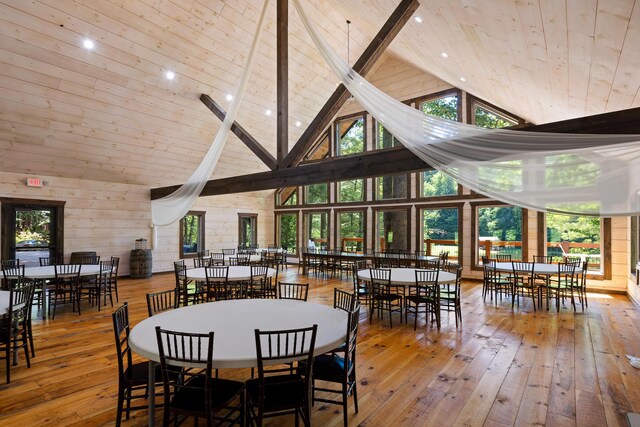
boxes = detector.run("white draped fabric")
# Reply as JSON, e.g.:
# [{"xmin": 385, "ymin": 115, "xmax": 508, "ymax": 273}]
[
  {"xmin": 293, "ymin": 0, "xmax": 640, "ymax": 217},
  {"xmin": 150, "ymin": 0, "xmax": 270, "ymax": 247}
]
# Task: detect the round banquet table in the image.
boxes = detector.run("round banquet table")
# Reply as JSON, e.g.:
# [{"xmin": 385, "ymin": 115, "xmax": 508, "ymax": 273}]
[
  {"xmin": 186, "ymin": 265, "xmax": 276, "ymax": 281},
  {"xmin": 129, "ymin": 299, "xmax": 348, "ymax": 426},
  {"xmin": 357, "ymin": 267, "xmax": 457, "ymax": 286},
  {"xmin": 492, "ymin": 262, "xmax": 582, "ymax": 275},
  {"xmin": 22, "ymin": 264, "xmax": 110, "ymax": 318}
]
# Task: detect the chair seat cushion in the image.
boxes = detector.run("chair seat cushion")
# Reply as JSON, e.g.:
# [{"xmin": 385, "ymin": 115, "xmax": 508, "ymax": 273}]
[
  {"xmin": 312, "ymin": 354, "xmax": 352, "ymax": 383},
  {"xmin": 170, "ymin": 376, "xmax": 244, "ymax": 412},
  {"xmin": 246, "ymin": 374, "xmax": 306, "ymax": 411}
]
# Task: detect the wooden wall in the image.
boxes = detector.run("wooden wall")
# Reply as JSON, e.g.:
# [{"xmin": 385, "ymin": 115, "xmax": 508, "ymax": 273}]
[{"xmin": 0, "ymin": 170, "xmax": 274, "ymax": 275}]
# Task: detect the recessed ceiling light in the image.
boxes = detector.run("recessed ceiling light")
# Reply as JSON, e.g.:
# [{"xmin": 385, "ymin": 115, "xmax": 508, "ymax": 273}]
[
  {"xmin": 225, "ymin": 94, "xmax": 233, "ymax": 101},
  {"xmin": 265, "ymin": 109, "xmax": 272, "ymax": 116},
  {"xmin": 165, "ymin": 70, "xmax": 175, "ymax": 80},
  {"xmin": 460, "ymin": 77, "xmax": 466, "ymax": 82},
  {"xmin": 83, "ymin": 38, "xmax": 95, "ymax": 50},
  {"xmin": 414, "ymin": 17, "xmax": 423, "ymax": 23},
  {"xmin": 295, "ymin": 121, "xmax": 302, "ymax": 127},
  {"xmin": 441, "ymin": 52, "xmax": 448, "ymax": 58}
]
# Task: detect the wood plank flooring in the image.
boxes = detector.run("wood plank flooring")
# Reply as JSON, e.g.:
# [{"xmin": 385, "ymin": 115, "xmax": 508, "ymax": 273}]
[{"xmin": 1, "ymin": 268, "xmax": 639, "ymax": 426}]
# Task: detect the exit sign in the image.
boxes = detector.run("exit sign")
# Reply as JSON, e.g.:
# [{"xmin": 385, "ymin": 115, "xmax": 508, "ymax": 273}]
[{"xmin": 26, "ymin": 177, "xmax": 43, "ymax": 187}]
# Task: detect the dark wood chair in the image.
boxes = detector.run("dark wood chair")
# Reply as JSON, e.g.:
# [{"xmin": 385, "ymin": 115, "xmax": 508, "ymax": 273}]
[
  {"xmin": 193, "ymin": 257, "xmax": 212, "ymax": 268},
  {"xmin": 350, "ymin": 263, "xmax": 369, "ymax": 306},
  {"xmin": 39, "ymin": 256, "xmax": 61, "ymax": 266},
  {"xmin": 405, "ymin": 269, "xmax": 440, "ymax": 330},
  {"xmin": 277, "ymin": 282, "xmax": 309, "ymax": 301},
  {"xmin": 249, "ymin": 265, "xmax": 272, "ymax": 299},
  {"xmin": 311, "ymin": 305, "xmax": 360, "ymax": 427},
  {"xmin": 51, "ymin": 264, "xmax": 81, "ymax": 318},
  {"xmin": 547, "ymin": 262, "xmax": 578, "ymax": 311},
  {"xmin": 79, "ymin": 261, "xmax": 113, "ymax": 312},
  {"xmin": 146, "ymin": 289, "xmax": 178, "ymax": 317},
  {"xmin": 1, "ymin": 265, "xmax": 24, "ymax": 290},
  {"xmin": 246, "ymin": 325, "xmax": 318, "ymax": 426},
  {"xmin": 0, "ymin": 279, "xmax": 34, "ymax": 383},
  {"xmin": 174, "ymin": 262, "xmax": 200, "ymax": 306},
  {"xmin": 209, "ymin": 252, "xmax": 225, "ymax": 266},
  {"xmin": 110, "ymin": 256, "xmax": 120, "ymax": 302},
  {"xmin": 112, "ymin": 303, "xmax": 161, "ymax": 426},
  {"xmin": 511, "ymin": 261, "xmax": 539, "ymax": 311},
  {"xmin": 204, "ymin": 266, "xmax": 229, "ymax": 301},
  {"xmin": 368, "ymin": 268, "xmax": 403, "ymax": 328},
  {"xmin": 495, "ymin": 254, "xmax": 512, "ymax": 262},
  {"xmin": 439, "ymin": 265, "xmax": 463, "ymax": 328},
  {"xmin": 532, "ymin": 255, "xmax": 553, "ymax": 263},
  {"xmin": 155, "ymin": 327, "xmax": 245, "ymax": 426},
  {"xmin": 334, "ymin": 288, "xmax": 356, "ymax": 313}
]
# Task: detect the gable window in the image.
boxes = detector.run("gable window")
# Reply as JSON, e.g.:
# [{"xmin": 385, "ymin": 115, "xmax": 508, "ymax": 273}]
[
  {"xmin": 419, "ymin": 93, "xmax": 460, "ymax": 121},
  {"xmin": 303, "ymin": 131, "xmax": 330, "ymax": 162},
  {"xmin": 470, "ymin": 97, "xmax": 519, "ymax": 129},
  {"xmin": 335, "ymin": 115, "xmax": 365, "ymax": 156},
  {"xmin": 180, "ymin": 211, "xmax": 205, "ymax": 258},
  {"xmin": 276, "ymin": 187, "xmax": 297, "ymax": 206}
]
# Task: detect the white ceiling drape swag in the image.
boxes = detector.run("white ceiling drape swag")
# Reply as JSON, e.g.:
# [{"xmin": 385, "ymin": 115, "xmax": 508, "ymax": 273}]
[
  {"xmin": 292, "ymin": 0, "xmax": 640, "ymax": 217},
  {"xmin": 150, "ymin": 0, "xmax": 271, "ymax": 248}
]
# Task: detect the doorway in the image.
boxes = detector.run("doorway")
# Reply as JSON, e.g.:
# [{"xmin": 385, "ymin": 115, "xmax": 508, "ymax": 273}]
[
  {"xmin": 1, "ymin": 198, "xmax": 65, "ymax": 266},
  {"xmin": 238, "ymin": 213, "xmax": 257, "ymax": 249}
]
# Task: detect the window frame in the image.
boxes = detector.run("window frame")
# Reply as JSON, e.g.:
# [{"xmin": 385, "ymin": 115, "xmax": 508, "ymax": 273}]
[
  {"xmin": 466, "ymin": 94, "xmax": 524, "ymax": 128},
  {"xmin": 374, "ymin": 173, "xmax": 411, "ymax": 202},
  {"xmin": 372, "ymin": 206, "xmax": 411, "ymax": 253},
  {"xmin": 238, "ymin": 213, "xmax": 258, "ymax": 249},
  {"xmin": 303, "ymin": 182, "xmax": 329, "ymax": 206},
  {"xmin": 334, "ymin": 208, "xmax": 367, "ymax": 253},
  {"xmin": 302, "ymin": 130, "xmax": 331, "ymax": 164},
  {"xmin": 414, "ymin": 89, "xmax": 463, "ymax": 122},
  {"xmin": 334, "ymin": 112, "xmax": 367, "ymax": 157},
  {"xmin": 303, "ymin": 210, "xmax": 331, "ymax": 251},
  {"xmin": 276, "ymin": 211, "xmax": 299, "ymax": 256},
  {"xmin": 471, "ymin": 201, "xmax": 528, "ymax": 270},
  {"xmin": 416, "ymin": 169, "xmax": 463, "ymax": 200},
  {"xmin": 415, "ymin": 202, "xmax": 464, "ymax": 264},
  {"xmin": 180, "ymin": 210, "xmax": 206, "ymax": 259},
  {"xmin": 275, "ymin": 187, "xmax": 298, "ymax": 207},
  {"xmin": 334, "ymin": 178, "xmax": 366, "ymax": 204}
]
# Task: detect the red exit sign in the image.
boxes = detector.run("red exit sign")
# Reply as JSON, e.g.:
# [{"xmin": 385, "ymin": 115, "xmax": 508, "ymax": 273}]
[{"xmin": 26, "ymin": 177, "xmax": 43, "ymax": 187}]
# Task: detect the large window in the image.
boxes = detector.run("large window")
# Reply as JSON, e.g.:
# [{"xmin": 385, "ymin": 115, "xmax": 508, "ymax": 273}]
[
  {"xmin": 304, "ymin": 211, "xmax": 328, "ymax": 250},
  {"xmin": 470, "ymin": 98, "xmax": 519, "ymax": 129},
  {"xmin": 238, "ymin": 213, "xmax": 257, "ymax": 249},
  {"xmin": 305, "ymin": 183, "xmax": 328, "ymax": 205},
  {"xmin": 476, "ymin": 205, "xmax": 523, "ymax": 264},
  {"xmin": 546, "ymin": 213, "xmax": 602, "ymax": 273},
  {"xmin": 336, "ymin": 210, "xmax": 365, "ymax": 252},
  {"xmin": 375, "ymin": 123, "xmax": 399, "ymax": 149},
  {"xmin": 277, "ymin": 213, "xmax": 298, "ymax": 253},
  {"xmin": 335, "ymin": 115, "xmax": 365, "ymax": 156},
  {"xmin": 420, "ymin": 207, "xmax": 459, "ymax": 260},
  {"xmin": 375, "ymin": 208, "xmax": 409, "ymax": 252},
  {"xmin": 181, "ymin": 211, "xmax": 205, "ymax": 258},
  {"xmin": 421, "ymin": 170, "xmax": 458, "ymax": 197},
  {"xmin": 337, "ymin": 179, "xmax": 364, "ymax": 203},
  {"xmin": 419, "ymin": 93, "xmax": 459, "ymax": 121},
  {"xmin": 376, "ymin": 174, "xmax": 408, "ymax": 200}
]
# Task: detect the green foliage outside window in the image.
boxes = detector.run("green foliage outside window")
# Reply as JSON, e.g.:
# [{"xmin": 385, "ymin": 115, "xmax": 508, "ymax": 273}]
[
  {"xmin": 422, "ymin": 170, "xmax": 457, "ymax": 197},
  {"xmin": 339, "ymin": 211, "xmax": 364, "ymax": 251},
  {"xmin": 421, "ymin": 96, "xmax": 459, "ymax": 121},
  {"xmin": 376, "ymin": 123, "xmax": 399, "ymax": 149},
  {"xmin": 377, "ymin": 174, "xmax": 407, "ymax": 200},
  {"xmin": 338, "ymin": 179, "xmax": 364, "ymax": 202},
  {"xmin": 182, "ymin": 214, "xmax": 201, "ymax": 254},
  {"xmin": 15, "ymin": 210, "xmax": 51, "ymax": 245},
  {"xmin": 305, "ymin": 183, "xmax": 328, "ymax": 204},
  {"xmin": 278, "ymin": 213, "xmax": 297, "ymax": 252},
  {"xmin": 478, "ymin": 206, "xmax": 522, "ymax": 260},
  {"xmin": 422, "ymin": 208, "xmax": 459, "ymax": 258},
  {"xmin": 474, "ymin": 105, "xmax": 516, "ymax": 129},
  {"xmin": 306, "ymin": 212, "xmax": 328, "ymax": 249},
  {"xmin": 336, "ymin": 117, "xmax": 364, "ymax": 156}
]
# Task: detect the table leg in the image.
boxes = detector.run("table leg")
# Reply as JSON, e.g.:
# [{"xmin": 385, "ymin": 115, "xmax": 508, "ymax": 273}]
[{"xmin": 148, "ymin": 361, "xmax": 156, "ymax": 427}]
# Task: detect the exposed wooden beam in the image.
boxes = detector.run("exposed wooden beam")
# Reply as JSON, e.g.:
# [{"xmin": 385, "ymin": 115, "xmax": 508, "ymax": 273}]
[
  {"xmin": 199, "ymin": 94, "xmax": 277, "ymax": 171},
  {"xmin": 150, "ymin": 148, "xmax": 429, "ymax": 199},
  {"xmin": 277, "ymin": 0, "xmax": 288, "ymax": 165},
  {"xmin": 280, "ymin": 0, "xmax": 420, "ymax": 169},
  {"xmin": 150, "ymin": 106, "xmax": 640, "ymax": 200}
]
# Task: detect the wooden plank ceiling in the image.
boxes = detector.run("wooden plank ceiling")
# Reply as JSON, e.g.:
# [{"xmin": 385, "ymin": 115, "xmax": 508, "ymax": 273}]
[{"xmin": 1, "ymin": 0, "xmax": 639, "ymax": 188}]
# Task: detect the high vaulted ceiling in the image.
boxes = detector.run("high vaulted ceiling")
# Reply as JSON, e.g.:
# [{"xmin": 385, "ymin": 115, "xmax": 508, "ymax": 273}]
[{"xmin": 1, "ymin": 0, "xmax": 638, "ymax": 188}]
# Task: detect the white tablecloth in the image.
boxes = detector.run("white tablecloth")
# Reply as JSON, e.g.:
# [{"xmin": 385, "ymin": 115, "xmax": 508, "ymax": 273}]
[
  {"xmin": 493, "ymin": 262, "xmax": 582, "ymax": 275},
  {"xmin": 357, "ymin": 268, "xmax": 457, "ymax": 286},
  {"xmin": 23, "ymin": 264, "xmax": 106, "ymax": 279},
  {"xmin": 129, "ymin": 299, "xmax": 347, "ymax": 368},
  {"xmin": 186, "ymin": 266, "xmax": 276, "ymax": 281},
  {"xmin": 0, "ymin": 290, "xmax": 9, "ymax": 314}
]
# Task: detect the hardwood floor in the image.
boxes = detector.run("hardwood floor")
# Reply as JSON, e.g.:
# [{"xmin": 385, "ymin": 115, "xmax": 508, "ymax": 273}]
[{"xmin": 1, "ymin": 268, "xmax": 639, "ymax": 426}]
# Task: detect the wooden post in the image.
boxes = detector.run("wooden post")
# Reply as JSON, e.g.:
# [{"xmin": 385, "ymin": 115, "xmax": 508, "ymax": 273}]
[{"xmin": 277, "ymin": 0, "xmax": 288, "ymax": 166}]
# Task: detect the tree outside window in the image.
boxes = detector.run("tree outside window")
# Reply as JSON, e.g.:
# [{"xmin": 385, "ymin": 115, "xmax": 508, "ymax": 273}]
[
  {"xmin": 376, "ymin": 174, "xmax": 407, "ymax": 200},
  {"xmin": 421, "ymin": 208, "xmax": 459, "ymax": 259},
  {"xmin": 376, "ymin": 123, "xmax": 399, "ymax": 149},
  {"xmin": 477, "ymin": 206, "xmax": 522, "ymax": 262},
  {"xmin": 305, "ymin": 183, "xmax": 328, "ymax": 204},
  {"xmin": 420, "ymin": 95, "xmax": 459, "ymax": 121},
  {"xmin": 422, "ymin": 170, "xmax": 458, "ymax": 197},
  {"xmin": 304, "ymin": 212, "xmax": 328, "ymax": 250},
  {"xmin": 336, "ymin": 116, "xmax": 364, "ymax": 156},
  {"xmin": 337, "ymin": 179, "xmax": 364, "ymax": 203},
  {"xmin": 277, "ymin": 213, "xmax": 298, "ymax": 253},
  {"xmin": 337, "ymin": 211, "xmax": 365, "ymax": 252},
  {"xmin": 546, "ymin": 213, "xmax": 601, "ymax": 272}
]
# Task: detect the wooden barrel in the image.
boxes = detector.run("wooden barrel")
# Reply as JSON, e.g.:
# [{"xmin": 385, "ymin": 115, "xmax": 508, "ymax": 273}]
[
  {"xmin": 130, "ymin": 249, "xmax": 152, "ymax": 278},
  {"xmin": 69, "ymin": 251, "xmax": 97, "ymax": 264}
]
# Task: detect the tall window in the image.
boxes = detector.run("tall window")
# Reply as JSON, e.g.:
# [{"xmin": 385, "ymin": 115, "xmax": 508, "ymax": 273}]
[
  {"xmin": 336, "ymin": 210, "xmax": 365, "ymax": 252},
  {"xmin": 238, "ymin": 214, "xmax": 257, "ymax": 249},
  {"xmin": 305, "ymin": 183, "xmax": 328, "ymax": 204},
  {"xmin": 335, "ymin": 116, "xmax": 365, "ymax": 156},
  {"xmin": 376, "ymin": 174, "xmax": 408, "ymax": 200},
  {"xmin": 277, "ymin": 213, "xmax": 298, "ymax": 253},
  {"xmin": 337, "ymin": 179, "xmax": 364, "ymax": 203},
  {"xmin": 181, "ymin": 211, "xmax": 205, "ymax": 258},
  {"xmin": 632, "ymin": 216, "xmax": 640, "ymax": 276},
  {"xmin": 476, "ymin": 205, "xmax": 523, "ymax": 264},
  {"xmin": 420, "ymin": 207, "xmax": 459, "ymax": 260},
  {"xmin": 304, "ymin": 212, "xmax": 328, "ymax": 250},
  {"xmin": 375, "ymin": 208, "xmax": 409, "ymax": 252},
  {"xmin": 546, "ymin": 213, "xmax": 602, "ymax": 273},
  {"xmin": 421, "ymin": 170, "xmax": 458, "ymax": 197}
]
